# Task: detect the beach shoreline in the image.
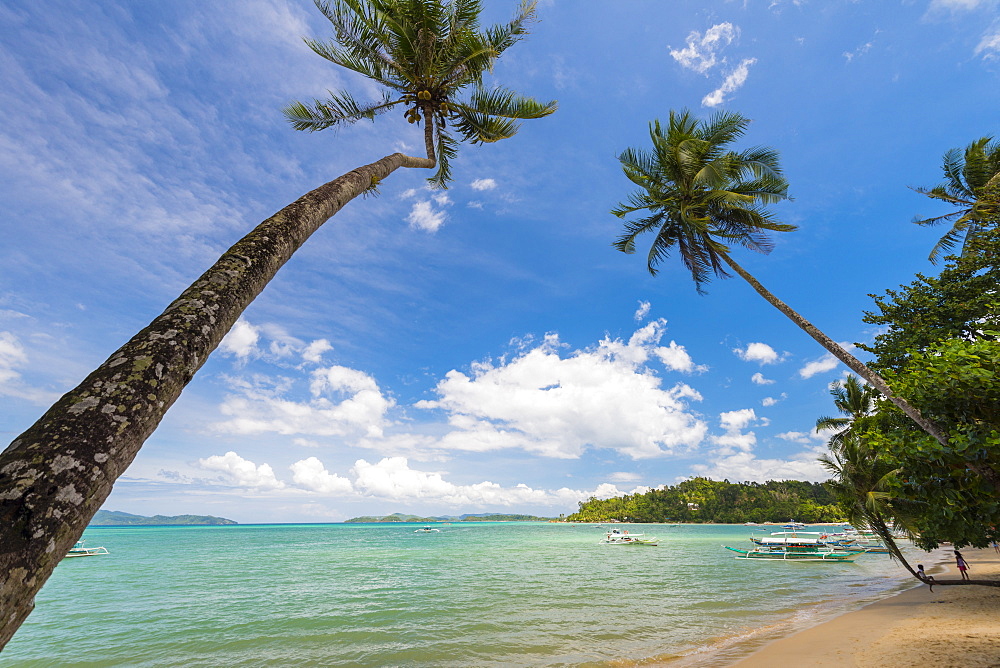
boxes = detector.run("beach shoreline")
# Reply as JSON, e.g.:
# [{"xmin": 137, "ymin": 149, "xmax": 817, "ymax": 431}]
[{"xmin": 724, "ymin": 546, "xmax": 1000, "ymax": 667}]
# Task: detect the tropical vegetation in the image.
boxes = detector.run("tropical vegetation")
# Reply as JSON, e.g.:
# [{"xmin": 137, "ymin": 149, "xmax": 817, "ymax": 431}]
[
  {"xmin": 567, "ymin": 478, "xmax": 843, "ymax": 524},
  {"xmin": 0, "ymin": 0, "xmax": 555, "ymax": 648}
]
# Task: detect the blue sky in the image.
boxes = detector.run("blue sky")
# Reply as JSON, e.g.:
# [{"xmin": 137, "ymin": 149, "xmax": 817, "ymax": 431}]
[{"xmin": 1, "ymin": 0, "xmax": 998, "ymax": 523}]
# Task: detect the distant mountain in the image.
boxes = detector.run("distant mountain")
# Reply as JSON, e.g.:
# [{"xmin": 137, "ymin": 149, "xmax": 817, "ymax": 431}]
[
  {"xmin": 344, "ymin": 512, "xmax": 554, "ymax": 523},
  {"xmin": 91, "ymin": 510, "xmax": 237, "ymax": 526}
]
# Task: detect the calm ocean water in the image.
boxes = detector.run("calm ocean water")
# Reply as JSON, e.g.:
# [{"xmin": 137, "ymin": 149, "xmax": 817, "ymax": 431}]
[{"xmin": 3, "ymin": 523, "xmax": 922, "ymax": 667}]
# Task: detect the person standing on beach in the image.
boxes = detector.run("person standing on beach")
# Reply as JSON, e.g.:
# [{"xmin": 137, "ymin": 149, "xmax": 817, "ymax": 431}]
[{"xmin": 955, "ymin": 551, "xmax": 970, "ymax": 580}]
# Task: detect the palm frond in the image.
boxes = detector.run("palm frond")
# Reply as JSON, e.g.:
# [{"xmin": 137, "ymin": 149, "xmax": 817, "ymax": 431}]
[
  {"xmin": 282, "ymin": 91, "xmax": 396, "ymax": 132},
  {"xmin": 465, "ymin": 86, "xmax": 557, "ymax": 119}
]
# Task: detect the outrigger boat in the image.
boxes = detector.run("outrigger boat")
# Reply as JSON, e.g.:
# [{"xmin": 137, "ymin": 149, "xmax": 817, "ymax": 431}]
[
  {"xmin": 600, "ymin": 530, "xmax": 659, "ymax": 546},
  {"xmin": 65, "ymin": 540, "xmax": 109, "ymax": 558},
  {"xmin": 414, "ymin": 526, "xmax": 440, "ymax": 533},
  {"xmin": 725, "ymin": 544, "xmax": 862, "ymax": 561}
]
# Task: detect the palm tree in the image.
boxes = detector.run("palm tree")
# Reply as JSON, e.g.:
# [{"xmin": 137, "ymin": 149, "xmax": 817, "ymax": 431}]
[
  {"xmin": 815, "ymin": 375, "xmax": 878, "ymax": 452},
  {"xmin": 818, "ymin": 437, "xmax": 921, "ymax": 578},
  {"xmin": 610, "ymin": 110, "xmax": 967, "ymax": 464},
  {"xmin": 0, "ymin": 0, "xmax": 555, "ymax": 648},
  {"xmin": 284, "ymin": 0, "xmax": 557, "ymax": 188},
  {"xmin": 914, "ymin": 136, "xmax": 1000, "ymax": 263}
]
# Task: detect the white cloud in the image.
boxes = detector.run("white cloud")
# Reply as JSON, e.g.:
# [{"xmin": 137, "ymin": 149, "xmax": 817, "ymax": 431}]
[
  {"xmin": 670, "ymin": 23, "xmax": 738, "ymax": 74},
  {"xmin": 213, "ymin": 365, "xmax": 394, "ymax": 438},
  {"xmin": 406, "ymin": 200, "xmax": 448, "ymax": 232},
  {"xmin": 634, "ymin": 300, "xmax": 651, "ymax": 321},
  {"xmin": 301, "ymin": 339, "xmax": 333, "ymax": 364},
  {"xmin": 690, "ymin": 446, "xmax": 831, "ymax": 483},
  {"xmin": 656, "ymin": 340, "xmax": 708, "ymax": 373},
  {"xmin": 0, "ymin": 331, "xmax": 28, "ymax": 388},
  {"xmin": 302, "ymin": 455, "xmax": 606, "ymax": 508},
  {"xmin": 798, "ymin": 352, "xmax": 840, "ymax": 378},
  {"xmin": 975, "ymin": 30, "xmax": 1000, "ymax": 58},
  {"xmin": 734, "ymin": 342, "xmax": 781, "ymax": 365},
  {"xmin": 702, "ymin": 57, "xmax": 757, "ymax": 107},
  {"xmin": 290, "ymin": 457, "xmax": 354, "ymax": 494},
  {"xmin": 219, "ymin": 319, "xmax": 260, "ymax": 359},
  {"xmin": 199, "ymin": 451, "xmax": 285, "ymax": 490},
  {"xmin": 843, "ymin": 43, "xmax": 873, "ymax": 63},
  {"xmin": 761, "ymin": 393, "xmax": 786, "ymax": 407},
  {"xmin": 751, "ymin": 372, "xmax": 774, "ymax": 385},
  {"xmin": 415, "ymin": 322, "xmax": 707, "ymax": 459},
  {"xmin": 470, "ymin": 178, "xmax": 497, "ymax": 191}
]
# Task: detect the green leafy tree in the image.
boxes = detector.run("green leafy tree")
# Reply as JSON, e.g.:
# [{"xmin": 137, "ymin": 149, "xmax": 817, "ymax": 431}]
[
  {"xmin": 611, "ymin": 109, "xmax": 957, "ymax": 463},
  {"xmin": 0, "ymin": 0, "xmax": 555, "ymax": 648},
  {"xmin": 913, "ymin": 136, "xmax": 1000, "ymax": 263}
]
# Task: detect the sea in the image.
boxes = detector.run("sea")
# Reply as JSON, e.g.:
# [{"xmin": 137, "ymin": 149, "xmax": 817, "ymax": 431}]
[{"xmin": 2, "ymin": 522, "xmax": 928, "ymax": 667}]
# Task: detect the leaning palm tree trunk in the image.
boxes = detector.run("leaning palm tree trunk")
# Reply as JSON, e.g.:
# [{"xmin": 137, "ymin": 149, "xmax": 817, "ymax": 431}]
[
  {"xmin": 0, "ymin": 151, "xmax": 433, "ymax": 648},
  {"xmin": 861, "ymin": 510, "xmax": 1000, "ymax": 589},
  {"xmin": 719, "ymin": 253, "xmax": 1000, "ymax": 492}
]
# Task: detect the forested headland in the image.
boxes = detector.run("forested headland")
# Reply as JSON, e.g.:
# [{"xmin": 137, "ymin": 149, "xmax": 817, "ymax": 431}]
[{"xmin": 566, "ymin": 478, "xmax": 843, "ymax": 524}]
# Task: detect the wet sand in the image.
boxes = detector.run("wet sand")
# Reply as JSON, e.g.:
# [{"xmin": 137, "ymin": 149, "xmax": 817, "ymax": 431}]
[{"xmin": 729, "ymin": 547, "xmax": 1000, "ymax": 667}]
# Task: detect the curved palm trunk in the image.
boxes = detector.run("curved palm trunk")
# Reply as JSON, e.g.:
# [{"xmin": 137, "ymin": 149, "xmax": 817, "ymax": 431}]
[
  {"xmin": 865, "ymin": 512, "xmax": 1000, "ymax": 589},
  {"xmin": 0, "ymin": 151, "xmax": 434, "ymax": 649},
  {"xmin": 719, "ymin": 254, "xmax": 1000, "ymax": 492}
]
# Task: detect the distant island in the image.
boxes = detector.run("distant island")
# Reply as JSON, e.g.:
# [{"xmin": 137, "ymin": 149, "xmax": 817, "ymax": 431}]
[
  {"xmin": 345, "ymin": 512, "xmax": 555, "ymax": 523},
  {"xmin": 91, "ymin": 510, "xmax": 238, "ymax": 526}
]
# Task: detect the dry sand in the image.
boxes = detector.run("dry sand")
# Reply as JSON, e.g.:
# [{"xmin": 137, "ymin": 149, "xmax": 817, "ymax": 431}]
[{"xmin": 729, "ymin": 546, "xmax": 1000, "ymax": 667}]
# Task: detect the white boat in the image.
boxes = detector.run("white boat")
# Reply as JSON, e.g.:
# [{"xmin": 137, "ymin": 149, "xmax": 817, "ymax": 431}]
[
  {"xmin": 600, "ymin": 530, "xmax": 659, "ymax": 546},
  {"xmin": 414, "ymin": 526, "xmax": 440, "ymax": 533},
  {"xmin": 725, "ymin": 545, "xmax": 862, "ymax": 562},
  {"xmin": 65, "ymin": 540, "xmax": 109, "ymax": 558}
]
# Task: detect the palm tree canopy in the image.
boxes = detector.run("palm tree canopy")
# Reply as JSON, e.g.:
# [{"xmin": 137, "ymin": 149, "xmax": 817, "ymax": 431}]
[
  {"xmin": 913, "ymin": 136, "xmax": 1000, "ymax": 263},
  {"xmin": 283, "ymin": 0, "xmax": 557, "ymax": 187},
  {"xmin": 815, "ymin": 374, "xmax": 879, "ymax": 451},
  {"xmin": 611, "ymin": 109, "xmax": 794, "ymax": 293}
]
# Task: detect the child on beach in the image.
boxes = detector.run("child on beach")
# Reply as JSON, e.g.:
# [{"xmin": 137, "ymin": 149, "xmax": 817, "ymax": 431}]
[
  {"xmin": 955, "ymin": 551, "xmax": 970, "ymax": 580},
  {"xmin": 917, "ymin": 564, "xmax": 934, "ymax": 591}
]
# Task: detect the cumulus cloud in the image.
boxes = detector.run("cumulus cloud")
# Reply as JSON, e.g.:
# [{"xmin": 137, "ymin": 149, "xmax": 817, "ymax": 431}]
[
  {"xmin": 689, "ymin": 446, "xmax": 831, "ymax": 482},
  {"xmin": 634, "ymin": 300, "xmax": 651, "ymax": 322},
  {"xmin": 199, "ymin": 451, "xmax": 285, "ymax": 489},
  {"xmin": 415, "ymin": 321, "xmax": 707, "ymax": 459},
  {"xmin": 219, "ymin": 319, "xmax": 261, "ymax": 359},
  {"xmin": 406, "ymin": 200, "xmax": 448, "ymax": 232},
  {"xmin": 798, "ymin": 352, "xmax": 840, "ymax": 378},
  {"xmin": 751, "ymin": 372, "xmax": 774, "ymax": 385},
  {"xmin": 289, "ymin": 455, "xmax": 618, "ymax": 508},
  {"xmin": 470, "ymin": 178, "xmax": 497, "ymax": 191},
  {"xmin": 761, "ymin": 393, "xmax": 786, "ymax": 407},
  {"xmin": 670, "ymin": 23, "xmax": 739, "ymax": 74},
  {"xmin": 213, "ymin": 365, "xmax": 394, "ymax": 438},
  {"xmin": 702, "ymin": 57, "xmax": 757, "ymax": 107},
  {"xmin": 301, "ymin": 339, "xmax": 333, "ymax": 364},
  {"xmin": 734, "ymin": 342, "xmax": 781, "ymax": 365},
  {"xmin": 290, "ymin": 456, "xmax": 354, "ymax": 494}
]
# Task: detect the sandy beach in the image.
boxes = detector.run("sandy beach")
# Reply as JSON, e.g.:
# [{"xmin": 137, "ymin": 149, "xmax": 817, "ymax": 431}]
[{"xmin": 729, "ymin": 546, "xmax": 1000, "ymax": 667}]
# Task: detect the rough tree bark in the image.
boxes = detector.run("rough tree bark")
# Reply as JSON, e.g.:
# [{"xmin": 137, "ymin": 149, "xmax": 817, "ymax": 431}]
[
  {"xmin": 719, "ymin": 253, "xmax": 1000, "ymax": 493},
  {"xmin": 0, "ymin": 151, "xmax": 433, "ymax": 649}
]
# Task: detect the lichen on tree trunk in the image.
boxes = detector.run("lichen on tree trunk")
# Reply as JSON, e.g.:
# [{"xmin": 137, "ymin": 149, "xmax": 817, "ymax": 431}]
[{"xmin": 0, "ymin": 152, "xmax": 433, "ymax": 649}]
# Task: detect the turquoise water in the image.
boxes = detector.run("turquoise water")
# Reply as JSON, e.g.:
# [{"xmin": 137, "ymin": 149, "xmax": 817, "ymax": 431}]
[{"xmin": 2, "ymin": 523, "xmax": 920, "ymax": 666}]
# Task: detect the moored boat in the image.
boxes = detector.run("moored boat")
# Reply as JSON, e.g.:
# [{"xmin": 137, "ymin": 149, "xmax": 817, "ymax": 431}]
[
  {"xmin": 600, "ymin": 530, "xmax": 659, "ymax": 546},
  {"xmin": 724, "ymin": 545, "xmax": 862, "ymax": 561},
  {"xmin": 65, "ymin": 540, "xmax": 109, "ymax": 558},
  {"xmin": 414, "ymin": 526, "xmax": 440, "ymax": 533}
]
